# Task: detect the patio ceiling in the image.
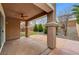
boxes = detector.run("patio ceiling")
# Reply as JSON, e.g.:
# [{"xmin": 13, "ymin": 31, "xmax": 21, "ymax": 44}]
[{"xmin": 2, "ymin": 3, "xmax": 53, "ymax": 21}]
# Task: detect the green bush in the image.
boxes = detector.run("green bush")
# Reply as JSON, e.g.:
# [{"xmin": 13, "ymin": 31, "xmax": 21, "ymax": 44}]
[
  {"xmin": 76, "ymin": 18, "xmax": 79, "ymax": 24},
  {"xmin": 33, "ymin": 24, "xmax": 38, "ymax": 32},
  {"xmin": 72, "ymin": 5, "xmax": 79, "ymax": 24},
  {"xmin": 44, "ymin": 27, "xmax": 47, "ymax": 34},
  {"xmin": 38, "ymin": 24, "xmax": 43, "ymax": 32}
]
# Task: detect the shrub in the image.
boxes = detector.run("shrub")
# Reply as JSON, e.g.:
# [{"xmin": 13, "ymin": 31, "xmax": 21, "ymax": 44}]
[
  {"xmin": 38, "ymin": 24, "xmax": 43, "ymax": 32},
  {"xmin": 44, "ymin": 27, "xmax": 47, "ymax": 34},
  {"xmin": 72, "ymin": 5, "xmax": 79, "ymax": 24},
  {"xmin": 33, "ymin": 24, "xmax": 38, "ymax": 32}
]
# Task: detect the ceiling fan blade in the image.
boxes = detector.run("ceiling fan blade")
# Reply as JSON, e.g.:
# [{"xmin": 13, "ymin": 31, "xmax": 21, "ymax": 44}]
[{"xmin": 22, "ymin": 16, "xmax": 28, "ymax": 17}]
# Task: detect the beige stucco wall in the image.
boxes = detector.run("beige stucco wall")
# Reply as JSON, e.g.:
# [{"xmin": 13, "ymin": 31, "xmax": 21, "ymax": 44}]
[
  {"xmin": 0, "ymin": 4, "xmax": 5, "ymax": 52},
  {"xmin": 76, "ymin": 23, "xmax": 79, "ymax": 38},
  {"xmin": 6, "ymin": 17, "xmax": 20, "ymax": 40}
]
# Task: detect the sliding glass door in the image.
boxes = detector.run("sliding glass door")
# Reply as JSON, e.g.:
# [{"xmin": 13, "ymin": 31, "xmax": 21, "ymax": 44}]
[{"xmin": 0, "ymin": 12, "xmax": 3, "ymax": 48}]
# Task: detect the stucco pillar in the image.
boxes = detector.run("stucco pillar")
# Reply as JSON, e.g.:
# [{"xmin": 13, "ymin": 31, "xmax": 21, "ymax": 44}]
[
  {"xmin": 46, "ymin": 11, "xmax": 56, "ymax": 49},
  {"xmin": 25, "ymin": 21, "xmax": 28, "ymax": 37}
]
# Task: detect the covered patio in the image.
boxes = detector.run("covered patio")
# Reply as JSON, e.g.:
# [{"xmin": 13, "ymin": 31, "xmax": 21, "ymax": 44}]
[{"xmin": 0, "ymin": 3, "xmax": 57, "ymax": 54}]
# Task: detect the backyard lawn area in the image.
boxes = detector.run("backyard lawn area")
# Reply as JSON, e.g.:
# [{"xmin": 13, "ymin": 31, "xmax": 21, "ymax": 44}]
[{"xmin": 20, "ymin": 31, "xmax": 44, "ymax": 37}]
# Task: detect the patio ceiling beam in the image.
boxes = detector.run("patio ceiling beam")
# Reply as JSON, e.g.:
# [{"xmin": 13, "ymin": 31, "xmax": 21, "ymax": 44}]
[
  {"xmin": 33, "ymin": 3, "xmax": 53, "ymax": 13},
  {"xmin": 26, "ymin": 11, "xmax": 47, "ymax": 21},
  {"xmin": 46, "ymin": 3, "xmax": 54, "ymax": 10}
]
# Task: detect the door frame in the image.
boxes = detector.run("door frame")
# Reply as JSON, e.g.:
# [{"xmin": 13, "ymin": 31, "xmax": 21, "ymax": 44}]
[
  {"xmin": 0, "ymin": 12, "xmax": 2, "ymax": 48},
  {"xmin": 0, "ymin": 11, "xmax": 5, "ymax": 53}
]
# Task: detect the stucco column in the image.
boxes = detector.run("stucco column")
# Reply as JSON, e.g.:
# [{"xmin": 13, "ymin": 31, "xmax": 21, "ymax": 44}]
[
  {"xmin": 25, "ymin": 21, "xmax": 28, "ymax": 37},
  {"xmin": 46, "ymin": 10, "xmax": 56, "ymax": 49}
]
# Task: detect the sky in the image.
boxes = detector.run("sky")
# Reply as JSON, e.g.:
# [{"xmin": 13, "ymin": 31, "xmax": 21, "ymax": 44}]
[
  {"xmin": 56, "ymin": 3, "xmax": 77, "ymax": 17},
  {"xmin": 29, "ymin": 16, "xmax": 47, "ymax": 25}
]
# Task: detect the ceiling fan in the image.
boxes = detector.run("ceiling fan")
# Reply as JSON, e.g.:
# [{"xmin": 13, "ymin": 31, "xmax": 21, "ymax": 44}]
[{"xmin": 7, "ymin": 10, "xmax": 28, "ymax": 19}]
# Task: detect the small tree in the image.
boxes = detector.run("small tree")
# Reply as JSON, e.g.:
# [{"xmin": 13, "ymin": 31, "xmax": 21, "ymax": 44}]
[
  {"xmin": 33, "ymin": 24, "xmax": 38, "ymax": 32},
  {"xmin": 44, "ymin": 26, "xmax": 47, "ymax": 34},
  {"xmin": 38, "ymin": 24, "xmax": 43, "ymax": 32}
]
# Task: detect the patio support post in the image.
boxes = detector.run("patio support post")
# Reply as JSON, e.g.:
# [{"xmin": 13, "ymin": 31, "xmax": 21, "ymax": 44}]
[
  {"xmin": 25, "ymin": 21, "xmax": 28, "ymax": 37},
  {"xmin": 47, "ymin": 7, "xmax": 56, "ymax": 49}
]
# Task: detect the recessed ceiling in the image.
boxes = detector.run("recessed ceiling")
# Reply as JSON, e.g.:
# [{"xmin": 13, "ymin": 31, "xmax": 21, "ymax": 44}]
[{"xmin": 2, "ymin": 3, "xmax": 47, "ymax": 21}]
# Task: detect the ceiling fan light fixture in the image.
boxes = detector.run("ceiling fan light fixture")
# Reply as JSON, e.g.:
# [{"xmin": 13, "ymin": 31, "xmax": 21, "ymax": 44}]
[{"xmin": 20, "ymin": 13, "xmax": 28, "ymax": 17}]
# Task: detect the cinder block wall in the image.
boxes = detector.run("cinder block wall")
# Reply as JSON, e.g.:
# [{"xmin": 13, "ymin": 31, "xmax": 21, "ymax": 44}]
[{"xmin": 6, "ymin": 17, "xmax": 20, "ymax": 40}]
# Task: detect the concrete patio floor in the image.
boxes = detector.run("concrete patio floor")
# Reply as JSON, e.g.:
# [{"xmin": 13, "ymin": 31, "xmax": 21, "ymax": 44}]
[
  {"xmin": 0, "ymin": 35, "xmax": 79, "ymax": 55},
  {"xmin": 30, "ymin": 35, "xmax": 79, "ymax": 55},
  {"xmin": 0, "ymin": 36, "xmax": 50, "ymax": 55}
]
